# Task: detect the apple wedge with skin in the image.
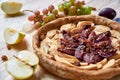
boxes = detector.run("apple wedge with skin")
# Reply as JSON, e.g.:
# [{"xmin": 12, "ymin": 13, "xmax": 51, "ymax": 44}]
[
  {"xmin": 6, "ymin": 57, "xmax": 33, "ymax": 79},
  {"xmin": 5, "ymin": 50, "xmax": 39, "ymax": 79},
  {"xmin": 1, "ymin": 1, "xmax": 22, "ymax": 15},
  {"xmin": 4, "ymin": 27, "xmax": 25, "ymax": 45}
]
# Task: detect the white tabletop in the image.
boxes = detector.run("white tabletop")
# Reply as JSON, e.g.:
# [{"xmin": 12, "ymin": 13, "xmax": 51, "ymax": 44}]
[{"xmin": 0, "ymin": 0, "xmax": 120, "ymax": 80}]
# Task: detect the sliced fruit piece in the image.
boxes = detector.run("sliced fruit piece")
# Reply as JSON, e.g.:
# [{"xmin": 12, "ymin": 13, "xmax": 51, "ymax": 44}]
[
  {"xmin": 94, "ymin": 25, "xmax": 110, "ymax": 34},
  {"xmin": 22, "ymin": 23, "xmax": 34, "ymax": 33},
  {"xmin": 18, "ymin": 50, "xmax": 39, "ymax": 66},
  {"xmin": 6, "ymin": 57, "xmax": 33, "ymax": 79},
  {"xmin": 4, "ymin": 28, "xmax": 25, "ymax": 44},
  {"xmin": 1, "ymin": 1, "xmax": 22, "ymax": 14}
]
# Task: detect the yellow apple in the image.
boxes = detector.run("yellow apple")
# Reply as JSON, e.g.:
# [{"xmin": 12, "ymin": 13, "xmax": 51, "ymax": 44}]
[{"xmin": 1, "ymin": 1, "xmax": 22, "ymax": 14}]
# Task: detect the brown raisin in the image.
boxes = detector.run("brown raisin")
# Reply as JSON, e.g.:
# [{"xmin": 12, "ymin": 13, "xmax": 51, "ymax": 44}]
[{"xmin": 1, "ymin": 55, "xmax": 8, "ymax": 61}]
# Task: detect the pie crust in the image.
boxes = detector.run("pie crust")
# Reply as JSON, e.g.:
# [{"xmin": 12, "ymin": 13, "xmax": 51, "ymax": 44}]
[{"xmin": 33, "ymin": 15, "xmax": 120, "ymax": 80}]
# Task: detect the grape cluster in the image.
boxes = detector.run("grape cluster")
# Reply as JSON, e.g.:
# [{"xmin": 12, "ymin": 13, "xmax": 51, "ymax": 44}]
[
  {"xmin": 27, "ymin": 0, "xmax": 95, "ymax": 29},
  {"xmin": 58, "ymin": 0, "xmax": 94, "ymax": 16},
  {"xmin": 28, "ymin": 5, "xmax": 61, "ymax": 29}
]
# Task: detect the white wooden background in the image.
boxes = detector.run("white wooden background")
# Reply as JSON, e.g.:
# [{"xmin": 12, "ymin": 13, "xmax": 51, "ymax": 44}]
[{"xmin": 0, "ymin": 0, "xmax": 120, "ymax": 80}]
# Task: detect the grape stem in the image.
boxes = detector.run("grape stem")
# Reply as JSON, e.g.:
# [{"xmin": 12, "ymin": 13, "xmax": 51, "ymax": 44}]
[{"xmin": 22, "ymin": 10, "xmax": 34, "ymax": 13}]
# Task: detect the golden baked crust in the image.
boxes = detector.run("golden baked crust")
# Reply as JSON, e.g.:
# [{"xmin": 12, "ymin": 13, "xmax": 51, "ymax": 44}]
[{"xmin": 33, "ymin": 15, "xmax": 120, "ymax": 80}]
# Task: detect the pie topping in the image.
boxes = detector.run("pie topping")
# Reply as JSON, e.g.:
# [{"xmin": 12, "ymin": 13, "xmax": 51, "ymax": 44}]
[{"xmin": 58, "ymin": 23, "xmax": 117, "ymax": 64}]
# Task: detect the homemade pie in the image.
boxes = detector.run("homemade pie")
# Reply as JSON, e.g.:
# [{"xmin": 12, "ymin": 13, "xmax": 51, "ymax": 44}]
[{"xmin": 33, "ymin": 15, "xmax": 120, "ymax": 80}]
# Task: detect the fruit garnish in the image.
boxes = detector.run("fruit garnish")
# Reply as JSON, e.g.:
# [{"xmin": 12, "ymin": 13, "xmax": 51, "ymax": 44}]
[
  {"xmin": 4, "ymin": 28, "xmax": 25, "ymax": 45},
  {"xmin": 22, "ymin": 23, "xmax": 34, "ymax": 33},
  {"xmin": 5, "ymin": 50, "xmax": 39, "ymax": 79},
  {"xmin": 58, "ymin": 24, "xmax": 117, "ymax": 64},
  {"xmin": 27, "ymin": 0, "xmax": 95, "ymax": 28},
  {"xmin": 98, "ymin": 8, "xmax": 116, "ymax": 19},
  {"xmin": 1, "ymin": 1, "xmax": 22, "ymax": 15},
  {"xmin": 58, "ymin": 0, "xmax": 93, "ymax": 15},
  {"xmin": 6, "ymin": 57, "xmax": 33, "ymax": 79},
  {"xmin": 18, "ymin": 50, "xmax": 39, "ymax": 66}
]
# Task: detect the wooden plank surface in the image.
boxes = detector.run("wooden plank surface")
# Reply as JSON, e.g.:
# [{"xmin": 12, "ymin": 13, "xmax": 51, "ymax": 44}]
[{"xmin": 0, "ymin": 0, "xmax": 120, "ymax": 80}]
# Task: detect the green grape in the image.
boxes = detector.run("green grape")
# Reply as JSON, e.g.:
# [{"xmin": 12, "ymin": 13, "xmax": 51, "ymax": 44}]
[
  {"xmin": 64, "ymin": 8, "xmax": 69, "ymax": 15},
  {"xmin": 77, "ymin": 7, "xmax": 87, "ymax": 15},
  {"xmin": 76, "ymin": 8, "xmax": 83, "ymax": 15},
  {"xmin": 69, "ymin": 6, "xmax": 76, "ymax": 15},
  {"xmin": 70, "ymin": 0, "xmax": 76, "ymax": 3},
  {"xmin": 34, "ymin": 22, "xmax": 42, "ymax": 29},
  {"xmin": 58, "ymin": 4, "xmax": 64, "ymax": 12},
  {"xmin": 64, "ymin": 1, "xmax": 72, "ymax": 9},
  {"xmin": 77, "ymin": 6, "xmax": 92, "ymax": 15},
  {"xmin": 42, "ymin": 22, "xmax": 45, "ymax": 26},
  {"xmin": 84, "ymin": 6, "xmax": 92, "ymax": 14},
  {"xmin": 52, "ymin": 9, "xmax": 58, "ymax": 15},
  {"xmin": 48, "ymin": 13, "xmax": 55, "ymax": 21},
  {"xmin": 42, "ymin": 15, "xmax": 49, "ymax": 23}
]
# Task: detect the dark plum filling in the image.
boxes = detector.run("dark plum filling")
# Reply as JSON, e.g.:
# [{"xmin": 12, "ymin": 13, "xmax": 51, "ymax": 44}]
[{"xmin": 57, "ymin": 24, "xmax": 117, "ymax": 64}]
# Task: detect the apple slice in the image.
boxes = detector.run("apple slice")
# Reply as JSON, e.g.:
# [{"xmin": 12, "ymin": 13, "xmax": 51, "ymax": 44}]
[
  {"xmin": 3, "ymin": 27, "xmax": 25, "ymax": 44},
  {"xmin": 18, "ymin": 50, "xmax": 39, "ymax": 66},
  {"xmin": 6, "ymin": 57, "xmax": 33, "ymax": 79},
  {"xmin": 5, "ymin": 50, "xmax": 39, "ymax": 79},
  {"xmin": 1, "ymin": 1, "xmax": 22, "ymax": 14}
]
